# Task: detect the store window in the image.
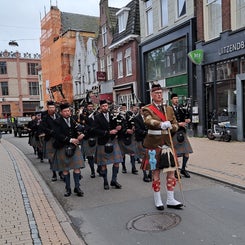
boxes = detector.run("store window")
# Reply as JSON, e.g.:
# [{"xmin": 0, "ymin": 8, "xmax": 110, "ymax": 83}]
[
  {"xmin": 146, "ymin": 37, "xmax": 187, "ymax": 81},
  {"xmin": 241, "ymin": 57, "xmax": 245, "ymax": 73},
  {"xmin": 216, "ymin": 59, "xmax": 238, "ymax": 80}
]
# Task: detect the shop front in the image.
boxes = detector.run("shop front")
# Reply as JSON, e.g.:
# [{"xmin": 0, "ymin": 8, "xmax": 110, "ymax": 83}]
[{"xmin": 196, "ymin": 30, "xmax": 245, "ymax": 141}]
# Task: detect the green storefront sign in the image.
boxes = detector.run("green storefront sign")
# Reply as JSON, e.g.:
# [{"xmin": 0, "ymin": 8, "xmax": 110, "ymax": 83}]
[{"xmin": 188, "ymin": 49, "xmax": 204, "ymax": 65}]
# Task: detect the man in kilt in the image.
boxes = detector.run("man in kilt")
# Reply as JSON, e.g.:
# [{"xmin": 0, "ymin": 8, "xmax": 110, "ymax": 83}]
[
  {"xmin": 118, "ymin": 103, "xmax": 138, "ymax": 175},
  {"xmin": 40, "ymin": 101, "xmax": 64, "ymax": 181},
  {"xmin": 171, "ymin": 93, "xmax": 193, "ymax": 178},
  {"xmin": 93, "ymin": 100, "xmax": 123, "ymax": 190},
  {"xmin": 80, "ymin": 102, "xmax": 97, "ymax": 178},
  {"xmin": 142, "ymin": 82, "xmax": 183, "ymax": 210},
  {"xmin": 52, "ymin": 103, "xmax": 85, "ymax": 197},
  {"xmin": 134, "ymin": 103, "xmax": 152, "ymax": 182}
]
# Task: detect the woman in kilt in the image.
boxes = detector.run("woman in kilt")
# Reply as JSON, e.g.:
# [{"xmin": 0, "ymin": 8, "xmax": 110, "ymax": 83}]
[{"xmin": 93, "ymin": 100, "xmax": 123, "ymax": 190}]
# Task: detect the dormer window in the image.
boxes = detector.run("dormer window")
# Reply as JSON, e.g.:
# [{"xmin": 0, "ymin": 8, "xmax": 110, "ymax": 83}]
[{"xmin": 116, "ymin": 7, "xmax": 130, "ymax": 33}]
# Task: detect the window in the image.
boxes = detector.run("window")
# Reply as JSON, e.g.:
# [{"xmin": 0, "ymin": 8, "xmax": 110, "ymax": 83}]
[
  {"xmin": 0, "ymin": 62, "xmax": 7, "ymax": 74},
  {"xmin": 100, "ymin": 58, "xmax": 105, "ymax": 72},
  {"xmin": 117, "ymin": 52, "xmax": 123, "ymax": 78},
  {"xmin": 146, "ymin": 37, "xmax": 187, "ymax": 81},
  {"xmin": 1, "ymin": 82, "xmax": 8, "ymax": 95},
  {"xmin": 204, "ymin": 0, "xmax": 222, "ymax": 40},
  {"xmin": 117, "ymin": 8, "xmax": 130, "ymax": 33},
  {"xmin": 235, "ymin": 0, "xmax": 245, "ymax": 29},
  {"xmin": 29, "ymin": 82, "xmax": 39, "ymax": 95},
  {"xmin": 92, "ymin": 63, "xmax": 96, "ymax": 83},
  {"xmin": 145, "ymin": 0, "xmax": 153, "ymax": 35},
  {"xmin": 27, "ymin": 63, "xmax": 38, "ymax": 75},
  {"xmin": 177, "ymin": 0, "xmax": 186, "ymax": 18},
  {"xmin": 125, "ymin": 48, "xmax": 132, "ymax": 76},
  {"xmin": 78, "ymin": 59, "xmax": 81, "ymax": 73},
  {"xmin": 102, "ymin": 25, "xmax": 107, "ymax": 47},
  {"xmin": 107, "ymin": 55, "xmax": 112, "ymax": 80},
  {"xmin": 2, "ymin": 104, "xmax": 10, "ymax": 115},
  {"xmin": 160, "ymin": 0, "xmax": 168, "ymax": 27},
  {"xmin": 241, "ymin": 57, "xmax": 245, "ymax": 73},
  {"xmin": 87, "ymin": 65, "xmax": 91, "ymax": 84}
]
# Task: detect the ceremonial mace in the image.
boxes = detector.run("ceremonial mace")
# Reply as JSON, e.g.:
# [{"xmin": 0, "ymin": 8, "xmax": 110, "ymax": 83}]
[{"xmin": 162, "ymin": 102, "xmax": 186, "ymax": 206}]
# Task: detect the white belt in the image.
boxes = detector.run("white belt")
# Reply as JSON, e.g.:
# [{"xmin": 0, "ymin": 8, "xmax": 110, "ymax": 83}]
[{"xmin": 148, "ymin": 130, "xmax": 162, "ymax": 135}]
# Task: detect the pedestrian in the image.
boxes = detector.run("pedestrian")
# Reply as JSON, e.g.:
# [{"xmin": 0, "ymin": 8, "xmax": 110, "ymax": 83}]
[
  {"xmin": 142, "ymin": 82, "xmax": 183, "ymax": 210},
  {"xmin": 0, "ymin": 129, "xmax": 2, "ymax": 143},
  {"xmin": 52, "ymin": 103, "xmax": 85, "ymax": 197},
  {"xmin": 40, "ymin": 101, "xmax": 64, "ymax": 181},
  {"xmin": 93, "ymin": 100, "xmax": 123, "ymax": 190},
  {"xmin": 134, "ymin": 102, "xmax": 152, "ymax": 182},
  {"xmin": 171, "ymin": 93, "xmax": 193, "ymax": 178}
]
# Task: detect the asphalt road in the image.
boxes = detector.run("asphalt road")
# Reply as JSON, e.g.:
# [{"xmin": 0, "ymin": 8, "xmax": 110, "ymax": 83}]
[{"xmin": 5, "ymin": 134, "xmax": 245, "ymax": 245}]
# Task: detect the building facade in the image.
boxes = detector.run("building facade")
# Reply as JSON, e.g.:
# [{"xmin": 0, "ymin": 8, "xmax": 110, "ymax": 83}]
[
  {"xmin": 0, "ymin": 50, "xmax": 41, "ymax": 117},
  {"xmin": 195, "ymin": 0, "xmax": 245, "ymax": 141},
  {"xmin": 138, "ymin": 0, "xmax": 196, "ymax": 108},
  {"xmin": 40, "ymin": 5, "xmax": 98, "ymax": 105},
  {"xmin": 109, "ymin": 0, "xmax": 141, "ymax": 108}
]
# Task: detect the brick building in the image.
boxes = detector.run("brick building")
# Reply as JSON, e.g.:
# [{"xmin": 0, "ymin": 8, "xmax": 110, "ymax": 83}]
[{"xmin": 0, "ymin": 50, "xmax": 41, "ymax": 117}]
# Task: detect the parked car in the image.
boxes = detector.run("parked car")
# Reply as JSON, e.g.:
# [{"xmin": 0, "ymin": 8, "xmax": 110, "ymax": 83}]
[
  {"xmin": 13, "ymin": 117, "xmax": 32, "ymax": 137},
  {"xmin": 0, "ymin": 118, "xmax": 12, "ymax": 134}
]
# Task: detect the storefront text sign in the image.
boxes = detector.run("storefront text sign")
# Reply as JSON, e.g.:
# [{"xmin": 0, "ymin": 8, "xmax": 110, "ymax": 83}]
[{"xmin": 219, "ymin": 41, "xmax": 245, "ymax": 55}]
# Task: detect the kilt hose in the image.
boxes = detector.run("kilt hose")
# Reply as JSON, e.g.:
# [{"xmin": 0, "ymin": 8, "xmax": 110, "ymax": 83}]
[
  {"xmin": 172, "ymin": 132, "xmax": 193, "ymax": 157},
  {"xmin": 118, "ymin": 137, "xmax": 137, "ymax": 155},
  {"xmin": 82, "ymin": 139, "xmax": 96, "ymax": 157},
  {"xmin": 52, "ymin": 145, "xmax": 85, "ymax": 172},
  {"xmin": 96, "ymin": 138, "xmax": 123, "ymax": 166}
]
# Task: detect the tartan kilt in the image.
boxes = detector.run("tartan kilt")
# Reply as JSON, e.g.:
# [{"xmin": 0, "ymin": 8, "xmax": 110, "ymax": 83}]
[
  {"xmin": 96, "ymin": 138, "xmax": 123, "ymax": 166},
  {"xmin": 43, "ymin": 138, "xmax": 55, "ymax": 160},
  {"xmin": 82, "ymin": 139, "xmax": 96, "ymax": 157},
  {"xmin": 134, "ymin": 140, "xmax": 145, "ymax": 159},
  {"xmin": 172, "ymin": 132, "xmax": 193, "ymax": 157},
  {"xmin": 29, "ymin": 135, "xmax": 36, "ymax": 147},
  {"xmin": 118, "ymin": 137, "xmax": 137, "ymax": 155},
  {"xmin": 141, "ymin": 147, "xmax": 176, "ymax": 173},
  {"xmin": 51, "ymin": 145, "xmax": 85, "ymax": 172}
]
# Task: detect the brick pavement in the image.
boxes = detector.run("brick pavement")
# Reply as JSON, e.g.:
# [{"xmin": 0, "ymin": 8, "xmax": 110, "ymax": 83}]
[
  {"xmin": 187, "ymin": 137, "xmax": 245, "ymax": 189},
  {"xmin": 0, "ymin": 136, "xmax": 244, "ymax": 244},
  {"xmin": 0, "ymin": 139, "xmax": 84, "ymax": 245}
]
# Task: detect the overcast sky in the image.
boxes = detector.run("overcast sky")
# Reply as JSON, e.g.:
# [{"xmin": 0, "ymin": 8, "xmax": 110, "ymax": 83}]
[{"xmin": 0, "ymin": 0, "xmax": 131, "ymax": 54}]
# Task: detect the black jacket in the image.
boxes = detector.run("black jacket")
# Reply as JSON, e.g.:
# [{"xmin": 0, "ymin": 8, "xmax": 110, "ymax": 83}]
[{"xmin": 134, "ymin": 114, "xmax": 147, "ymax": 142}]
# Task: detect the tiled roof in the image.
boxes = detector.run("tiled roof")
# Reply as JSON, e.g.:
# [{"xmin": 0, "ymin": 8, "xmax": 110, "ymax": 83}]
[
  {"xmin": 111, "ymin": 0, "xmax": 140, "ymax": 44},
  {"xmin": 61, "ymin": 12, "xmax": 99, "ymax": 34}
]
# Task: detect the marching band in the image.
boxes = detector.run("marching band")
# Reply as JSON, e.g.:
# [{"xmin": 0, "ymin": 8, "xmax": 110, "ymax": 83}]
[{"xmin": 28, "ymin": 87, "xmax": 190, "ymax": 208}]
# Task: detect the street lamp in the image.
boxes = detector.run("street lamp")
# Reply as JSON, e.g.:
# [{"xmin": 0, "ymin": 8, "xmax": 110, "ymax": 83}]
[{"xmin": 8, "ymin": 40, "xmax": 19, "ymax": 47}]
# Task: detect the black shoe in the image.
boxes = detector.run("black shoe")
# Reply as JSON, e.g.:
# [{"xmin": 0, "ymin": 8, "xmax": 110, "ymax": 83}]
[
  {"xmin": 64, "ymin": 188, "xmax": 71, "ymax": 197},
  {"xmin": 90, "ymin": 172, "xmax": 96, "ymax": 178},
  {"xmin": 174, "ymin": 170, "xmax": 181, "ymax": 179},
  {"xmin": 132, "ymin": 168, "xmax": 138, "ymax": 175},
  {"xmin": 74, "ymin": 187, "xmax": 84, "ymax": 197},
  {"xmin": 122, "ymin": 168, "xmax": 127, "ymax": 173},
  {"xmin": 156, "ymin": 205, "xmax": 164, "ymax": 211},
  {"xmin": 51, "ymin": 176, "xmax": 57, "ymax": 182},
  {"xmin": 110, "ymin": 181, "xmax": 122, "ymax": 189},
  {"xmin": 167, "ymin": 203, "xmax": 183, "ymax": 209},
  {"xmin": 143, "ymin": 176, "xmax": 150, "ymax": 182},
  {"xmin": 104, "ymin": 181, "xmax": 109, "ymax": 190},
  {"xmin": 180, "ymin": 169, "xmax": 190, "ymax": 178}
]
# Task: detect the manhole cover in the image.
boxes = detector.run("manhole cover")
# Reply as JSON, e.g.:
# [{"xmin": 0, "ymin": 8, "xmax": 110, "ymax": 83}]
[{"xmin": 127, "ymin": 212, "xmax": 181, "ymax": 232}]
